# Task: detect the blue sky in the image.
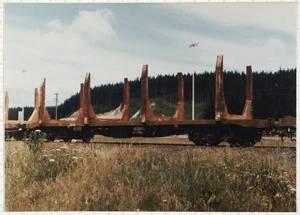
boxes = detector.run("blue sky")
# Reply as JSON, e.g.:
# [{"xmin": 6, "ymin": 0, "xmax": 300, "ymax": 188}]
[{"xmin": 4, "ymin": 2, "xmax": 297, "ymax": 107}]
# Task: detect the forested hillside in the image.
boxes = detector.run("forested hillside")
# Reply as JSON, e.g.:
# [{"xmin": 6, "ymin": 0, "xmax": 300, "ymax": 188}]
[{"xmin": 9, "ymin": 68, "xmax": 296, "ymax": 120}]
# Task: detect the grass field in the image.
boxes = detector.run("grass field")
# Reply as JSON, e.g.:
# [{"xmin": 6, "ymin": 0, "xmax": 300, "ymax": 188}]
[{"xmin": 5, "ymin": 138, "xmax": 296, "ymax": 211}]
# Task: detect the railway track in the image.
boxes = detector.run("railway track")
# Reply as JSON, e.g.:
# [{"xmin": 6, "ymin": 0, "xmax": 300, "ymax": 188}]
[
  {"xmin": 30, "ymin": 137, "xmax": 296, "ymax": 149},
  {"xmin": 88, "ymin": 141, "xmax": 296, "ymax": 149},
  {"xmin": 85, "ymin": 134, "xmax": 296, "ymax": 148}
]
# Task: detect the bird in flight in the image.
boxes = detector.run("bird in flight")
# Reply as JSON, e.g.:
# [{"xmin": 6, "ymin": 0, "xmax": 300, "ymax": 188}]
[{"xmin": 189, "ymin": 43, "xmax": 199, "ymax": 48}]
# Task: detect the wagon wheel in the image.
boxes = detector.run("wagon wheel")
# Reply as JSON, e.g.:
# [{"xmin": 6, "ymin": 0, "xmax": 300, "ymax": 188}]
[
  {"xmin": 192, "ymin": 140, "xmax": 208, "ymax": 146},
  {"xmin": 82, "ymin": 137, "xmax": 91, "ymax": 143},
  {"xmin": 188, "ymin": 132, "xmax": 207, "ymax": 146},
  {"xmin": 207, "ymin": 134, "xmax": 222, "ymax": 146}
]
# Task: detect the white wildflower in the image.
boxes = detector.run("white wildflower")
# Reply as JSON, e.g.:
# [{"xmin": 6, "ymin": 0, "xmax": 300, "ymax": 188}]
[
  {"xmin": 274, "ymin": 193, "xmax": 282, "ymax": 199},
  {"xmin": 287, "ymin": 185, "xmax": 296, "ymax": 192},
  {"xmin": 54, "ymin": 139, "xmax": 64, "ymax": 143},
  {"xmin": 60, "ymin": 146, "xmax": 68, "ymax": 152},
  {"xmin": 246, "ymin": 186, "xmax": 253, "ymax": 192},
  {"xmin": 71, "ymin": 139, "xmax": 80, "ymax": 143}
]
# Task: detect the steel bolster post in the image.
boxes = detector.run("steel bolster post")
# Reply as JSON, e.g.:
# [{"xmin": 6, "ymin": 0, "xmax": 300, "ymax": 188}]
[
  {"xmin": 121, "ymin": 78, "xmax": 130, "ymax": 121},
  {"xmin": 174, "ymin": 72, "xmax": 184, "ymax": 120},
  {"xmin": 28, "ymin": 88, "xmax": 39, "ymax": 122},
  {"xmin": 242, "ymin": 66, "xmax": 253, "ymax": 119},
  {"xmin": 39, "ymin": 79, "xmax": 51, "ymax": 122},
  {"xmin": 215, "ymin": 55, "xmax": 229, "ymax": 120},
  {"xmin": 141, "ymin": 65, "xmax": 154, "ymax": 122},
  {"xmin": 84, "ymin": 73, "xmax": 98, "ymax": 123}
]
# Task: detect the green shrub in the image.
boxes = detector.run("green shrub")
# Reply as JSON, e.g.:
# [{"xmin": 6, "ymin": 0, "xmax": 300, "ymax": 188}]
[{"xmin": 24, "ymin": 130, "xmax": 45, "ymax": 153}]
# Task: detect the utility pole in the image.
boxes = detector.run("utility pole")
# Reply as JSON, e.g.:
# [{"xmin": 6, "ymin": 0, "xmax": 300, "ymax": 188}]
[
  {"xmin": 189, "ymin": 43, "xmax": 199, "ymax": 120},
  {"xmin": 192, "ymin": 72, "xmax": 195, "ymax": 120},
  {"xmin": 54, "ymin": 93, "xmax": 59, "ymax": 119}
]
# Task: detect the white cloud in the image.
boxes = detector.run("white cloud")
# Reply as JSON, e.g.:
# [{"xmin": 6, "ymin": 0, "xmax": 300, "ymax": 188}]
[
  {"xmin": 4, "ymin": 9, "xmax": 120, "ymax": 106},
  {"xmin": 157, "ymin": 27, "xmax": 294, "ymax": 72},
  {"xmin": 4, "ymin": 5, "xmax": 296, "ymax": 108},
  {"xmin": 167, "ymin": 3, "xmax": 296, "ymax": 36},
  {"xmin": 265, "ymin": 37, "xmax": 287, "ymax": 52},
  {"xmin": 46, "ymin": 19, "xmax": 64, "ymax": 32},
  {"xmin": 69, "ymin": 9, "xmax": 117, "ymax": 42}
]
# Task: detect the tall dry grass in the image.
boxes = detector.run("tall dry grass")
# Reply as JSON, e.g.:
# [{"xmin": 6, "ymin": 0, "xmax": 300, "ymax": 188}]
[{"xmin": 5, "ymin": 140, "xmax": 296, "ymax": 211}]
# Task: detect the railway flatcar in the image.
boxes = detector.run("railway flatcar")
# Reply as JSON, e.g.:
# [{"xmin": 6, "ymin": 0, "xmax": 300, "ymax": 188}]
[{"xmin": 4, "ymin": 55, "xmax": 295, "ymax": 146}]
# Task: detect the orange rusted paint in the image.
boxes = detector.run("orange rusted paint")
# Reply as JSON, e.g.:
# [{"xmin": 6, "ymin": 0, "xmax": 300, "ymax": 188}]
[
  {"xmin": 80, "ymin": 83, "xmax": 84, "ymax": 109},
  {"xmin": 119, "ymin": 78, "xmax": 130, "ymax": 121},
  {"xmin": 173, "ymin": 72, "xmax": 184, "ymax": 120},
  {"xmin": 215, "ymin": 55, "xmax": 229, "ymax": 120},
  {"xmin": 5, "ymin": 88, "xmax": 42, "ymax": 129},
  {"xmin": 34, "ymin": 72, "xmax": 131, "ymax": 126},
  {"xmin": 74, "ymin": 83, "xmax": 85, "ymax": 123},
  {"xmin": 4, "ymin": 91, "xmax": 18, "ymax": 129},
  {"xmin": 84, "ymin": 73, "xmax": 130, "ymax": 123},
  {"xmin": 140, "ymin": 65, "xmax": 185, "ymax": 122},
  {"xmin": 241, "ymin": 66, "xmax": 253, "ymax": 119},
  {"xmin": 39, "ymin": 79, "xmax": 51, "ymax": 123},
  {"xmin": 141, "ymin": 65, "xmax": 155, "ymax": 122},
  {"xmin": 83, "ymin": 73, "xmax": 98, "ymax": 123},
  {"xmin": 36, "ymin": 79, "xmax": 77, "ymax": 126},
  {"xmin": 28, "ymin": 88, "xmax": 39, "ymax": 123},
  {"xmin": 215, "ymin": 55, "xmax": 253, "ymax": 120},
  {"xmin": 6, "ymin": 55, "xmax": 290, "ymax": 139}
]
